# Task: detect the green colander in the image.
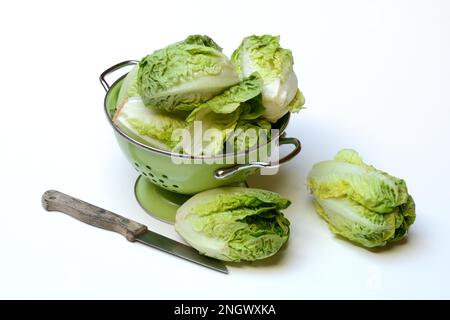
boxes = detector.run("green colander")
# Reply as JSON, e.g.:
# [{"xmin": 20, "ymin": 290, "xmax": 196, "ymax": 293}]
[{"xmin": 100, "ymin": 61, "xmax": 302, "ymax": 223}]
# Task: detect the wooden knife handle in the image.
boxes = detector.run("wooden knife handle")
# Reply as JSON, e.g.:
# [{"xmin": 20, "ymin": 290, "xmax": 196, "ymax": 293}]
[{"xmin": 41, "ymin": 190, "xmax": 148, "ymax": 242}]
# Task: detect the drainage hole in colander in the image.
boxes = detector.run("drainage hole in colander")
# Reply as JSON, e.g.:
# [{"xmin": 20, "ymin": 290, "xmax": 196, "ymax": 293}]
[
  {"xmin": 151, "ymin": 179, "xmax": 157, "ymax": 183},
  {"xmin": 134, "ymin": 162, "xmax": 140, "ymax": 167},
  {"xmin": 162, "ymin": 184, "xmax": 168, "ymax": 188},
  {"xmin": 146, "ymin": 165, "xmax": 152, "ymax": 170},
  {"xmin": 172, "ymin": 185, "xmax": 179, "ymax": 188},
  {"xmin": 158, "ymin": 179, "xmax": 164, "ymax": 183},
  {"xmin": 148, "ymin": 173, "xmax": 154, "ymax": 177},
  {"xmin": 142, "ymin": 172, "xmax": 147, "ymax": 176},
  {"xmin": 162, "ymin": 174, "xmax": 168, "ymax": 179}
]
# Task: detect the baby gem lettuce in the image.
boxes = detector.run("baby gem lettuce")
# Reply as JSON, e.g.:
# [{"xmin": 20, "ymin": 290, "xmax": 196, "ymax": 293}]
[
  {"xmin": 175, "ymin": 187, "xmax": 291, "ymax": 261},
  {"xmin": 307, "ymin": 149, "xmax": 416, "ymax": 248},
  {"xmin": 232, "ymin": 35, "xmax": 305, "ymax": 123},
  {"xmin": 137, "ymin": 35, "xmax": 240, "ymax": 113}
]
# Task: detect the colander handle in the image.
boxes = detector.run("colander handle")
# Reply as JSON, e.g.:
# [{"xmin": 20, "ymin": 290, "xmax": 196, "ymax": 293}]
[
  {"xmin": 99, "ymin": 60, "xmax": 138, "ymax": 92},
  {"xmin": 214, "ymin": 134, "xmax": 302, "ymax": 180}
]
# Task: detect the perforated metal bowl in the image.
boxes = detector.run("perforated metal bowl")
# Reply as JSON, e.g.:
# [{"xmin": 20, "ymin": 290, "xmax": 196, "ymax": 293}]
[{"xmin": 100, "ymin": 61, "xmax": 301, "ymax": 222}]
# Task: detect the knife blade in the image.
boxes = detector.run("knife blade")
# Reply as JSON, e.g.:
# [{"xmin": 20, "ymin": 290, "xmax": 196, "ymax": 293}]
[
  {"xmin": 41, "ymin": 190, "xmax": 228, "ymax": 274},
  {"xmin": 135, "ymin": 231, "xmax": 227, "ymax": 273}
]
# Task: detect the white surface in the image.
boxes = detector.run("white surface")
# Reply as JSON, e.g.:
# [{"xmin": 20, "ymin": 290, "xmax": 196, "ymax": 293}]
[{"xmin": 1, "ymin": 0, "xmax": 449, "ymax": 299}]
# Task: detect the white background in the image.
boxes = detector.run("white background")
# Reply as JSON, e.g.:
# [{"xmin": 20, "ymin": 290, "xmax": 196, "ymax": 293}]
[{"xmin": 1, "ymin": 0, "xmax": 449, "ymax": 299}]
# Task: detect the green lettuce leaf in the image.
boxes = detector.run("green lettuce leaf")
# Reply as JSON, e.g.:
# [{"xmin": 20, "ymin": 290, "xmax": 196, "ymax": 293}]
[
  {"xmin": 237, "ymin": 95, "xmax": 266, "ymax": 121},
  {"xmin": 307, "ymin": 149, "xmax": 409, "ymax": 213},
  {"xmin": 113, "ymin": 97, "xmax": 186, "ymax": 151},
  {"xmin": 182, "ymin": 35, "xmax": 222, "ymax": 51},
  {"xmin": 391, "ymin": 196, "xmax": 416, "ymax": 242},
  {"xmin": 186, "ymin": 73, "xmax": 263, "ymax": 121},
  {"xmin": 314, "ymin": 197, "xmax": 397, "ymax": 247},
  {"xmin": 227, "ymin": 119, "xmax": 272, "ymax": 152},
  {"xmin": 287, "ymin": 89, "xmax": 305, "ymax": 112}
]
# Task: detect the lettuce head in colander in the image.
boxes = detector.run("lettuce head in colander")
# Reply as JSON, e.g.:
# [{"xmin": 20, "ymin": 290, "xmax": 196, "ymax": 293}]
[
  {"xmin": 232, "ymin": 35, "xmax": 305, "ymax": 123},
  {"xmin": 307, "ymin": 149, "xmax": 416, "ymax": 248},
  {"xmin": 175, "ymin": 187, "xmax": 291, "ymax": 261},
  {"xmin": 136, "ymin": 35, "xmax": 240, "ymax": 113}
]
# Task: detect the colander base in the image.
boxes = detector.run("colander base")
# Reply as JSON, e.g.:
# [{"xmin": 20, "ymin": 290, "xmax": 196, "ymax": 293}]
[
  {"xmin": 134, "ymin": 175, "xmax": 191, "ymax": 224},
  {"xmin": 134, "ymin": 175, "xmax": 249, "ymax": 224}
]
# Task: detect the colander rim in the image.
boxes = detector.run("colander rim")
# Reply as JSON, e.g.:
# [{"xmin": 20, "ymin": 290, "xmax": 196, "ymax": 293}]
[{"xmin": 103, "ymin": 74, "xmax": 291, "ymax": 160}]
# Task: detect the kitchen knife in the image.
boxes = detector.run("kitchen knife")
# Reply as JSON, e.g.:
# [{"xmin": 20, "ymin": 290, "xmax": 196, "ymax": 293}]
[{"xmin": 41, "ymin": 190, "xmax": 228, "ymax": 274}]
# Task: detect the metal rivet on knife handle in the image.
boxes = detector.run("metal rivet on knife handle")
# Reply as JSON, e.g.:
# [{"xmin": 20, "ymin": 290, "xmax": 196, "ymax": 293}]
[{"xmin": 41, "ymin": 190, "xmax": 148, "ymax": 241}]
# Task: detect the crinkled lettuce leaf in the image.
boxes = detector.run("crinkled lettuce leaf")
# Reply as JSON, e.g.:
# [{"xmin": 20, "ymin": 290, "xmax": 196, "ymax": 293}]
[
  {"xmin": 238, "ymin": 95, "xmax": 266, "ymax": 121},
  {"xmin": 314, "ymin": 197, "xmax": 397, "ymax": 247},
  {"xmin": 227, "ymin": 119, "xmax": 271, "ymax": 153},
  {"xmin": 182, "ymin": 34, "xmax": 222, "ymax": 51},
  {"xmin": 308, "ymin": 149, "xmax": 409, "ymax": 213},
  {"xmin": 186, "ymin": 73, "xmax": 263, "ymax": 120}
]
